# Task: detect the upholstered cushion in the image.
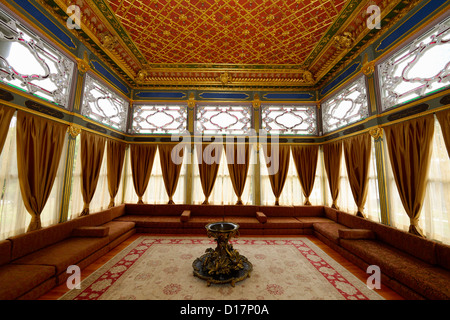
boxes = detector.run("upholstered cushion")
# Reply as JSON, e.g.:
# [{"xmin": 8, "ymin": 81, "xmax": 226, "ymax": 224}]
[
  {"xmin": 180, "ymin": 210, "xmax": 191, "ymax": 222},
  {"xmin": 101, "ymin": 221, "xmax": 135, "ymax": 241},
  {"xmin": 0, "ymin": 240, "xmax": 11, "ymax": 266},
  {"xmin": 313, "ymin": 222, "xmax": 347, "ymax": 244},
  {"xmin": 124, "ymin": 204, "xmax": 155, "ymax": 215},
  {"xmin": 74, "ymin": 209, "xmax": 112, "ymax": 227},
  {"xmin": 295, "ymin": 217, "xmax": 334, "ymax": 228},
  {"xmin": 189, "ymin": 205, "xmax": 225, "ymax": 217},
  {"xmin": 293, "ymin": 205, "xmax": 324, "ymax": 217},
  {"xmin": 256, "ymin": 211, "xmax": 267, "ymax": 224},
  {"xmin": 72, "ymin": 226, "xmax": 109, "ymax": 238},
  {"xmin": 258, "ymin": 205, "xmax": 295, "ymax": 217},
  {"xmin": 9, "ymin": 219, "xmax": 78, "ymax": 260},
  {"xmin": 109, "ymin": 204, "xmax": 126, "ymax": 219},
  {"xmin": 0, "ymin": 264, "xmax": 55, "ymax": 300},
  {"xmin": 183, "ymin": 216, "xmax": 225, "ymax": 229},
  {"xmin": 337, "ymin": 211, "xmax": 372, "ymax": 229},
  {"xmin": 12, "ymin": 236, "xmax": 109, "ymax": 275},
  {"xmin": 152, "ymin": 204, "xmax": 190, "ymax": 216},
  {"xmin": 324, "ymin": 207, "xmax": 338, "ymax": 221},
  {"xmin": 340, "ymin": 239, "xmax": 450, "ymax": 299},
  {"xmin": 224, "ymin": 205, "xmax": 259, "ymax": 217},
  {"xmin": 115, "ymin": 215, "xmax": 182, "ymax": 228},
  {"xmin": 263, "ymin": 217, "xmax": 303, "ymax": 229},
  {"xmin": 338, "ymin": 228, "xmax": 375, "ymax": 240},
  {"xmin": 435, "ymin": 242, "xmax": 450, "ymax": 271},
  {"xmin": 370, "ymin": 222, "xmax": 437, "ymax": 265},
  {"xmin": 225, "ymin": 216, "xmax": 262, "ymax": 229}
]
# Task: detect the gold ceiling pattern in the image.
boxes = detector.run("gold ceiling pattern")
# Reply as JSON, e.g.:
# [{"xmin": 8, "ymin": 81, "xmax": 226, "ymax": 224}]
[
  {"xmin": 108, "ymin": 0, "xmax": 346, "ymax": 66},
  {"xmin": 40, "ymin": 0, "xmax": 414, "ymax": 90}
]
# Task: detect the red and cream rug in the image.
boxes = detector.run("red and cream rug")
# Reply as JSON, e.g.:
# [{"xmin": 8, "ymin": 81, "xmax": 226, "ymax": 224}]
[{"xmin": 59, "ymin": 236, "xmax": 383, "ymax": 300}]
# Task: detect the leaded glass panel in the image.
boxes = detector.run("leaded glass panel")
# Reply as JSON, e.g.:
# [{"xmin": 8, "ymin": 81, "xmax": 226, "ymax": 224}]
[
  {"xmin": 195, "ymin": 104, "xmax": 252, "ymax": 135},
  {"xmin": 261, "ymin": 104, "xmax": 317, "ymax": 135},
  {"xmin": 0, "ymin": 8, "xmax": 75, "ymax": 108},
  {"xmin": 132, "ymin": 103, "xmax": 187, "ymax": 134},
  {"xmin": 378, "ymin": 16, "xmax": 450, "ymax": 111},
  {"xmin": 321, "ymin": 75, "xmax": 369, "ymax": 134},
  {"xmin": 81, "ymin": 74, "xmax": 128, "ymax": 132}
]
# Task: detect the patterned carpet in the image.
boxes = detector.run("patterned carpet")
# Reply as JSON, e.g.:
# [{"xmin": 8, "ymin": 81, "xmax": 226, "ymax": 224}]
[{"xmin": 59, "ymin": 236, "xmax": 383, "ymax": 300}]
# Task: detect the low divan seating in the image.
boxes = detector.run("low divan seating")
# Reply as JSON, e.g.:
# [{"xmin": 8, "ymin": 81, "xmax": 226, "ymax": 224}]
[
  {"xmin": 116, "ymin": 203, "xmax": 450, "ymax": 300},
  {"xmin": 0, "ymin": 203, "xmax": 449, "ymax": 300},
  {"xmin": 0, "ymin": 204, "xmax": 134, "ymax": 300}
]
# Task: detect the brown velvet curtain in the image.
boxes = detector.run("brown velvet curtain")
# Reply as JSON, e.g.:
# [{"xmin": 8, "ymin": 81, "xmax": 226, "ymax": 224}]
[
  {"xmin": 0, "ymin": 105, "xmax": 15, "ymax": 155},
  {"xmin": 196, "ymin": 142, "xmax": 222, "ymax": 204},
  {"xmin": 159, "ymin": 143, "xmax": 184, "ymax": 204},
  {"xmin": 291, "ymin": 145, "xmax": 319, "ymax": 205},
  {"xmin": 262, "ymin": 144, "xmax": 290, "ymax": 205},
  {"xmin": 323, "ymin": 141, "xmax": 342, "ymax": 209},
  {"xmin": 106, "ymin": 139, "xmax": 126, "ymax": 208},
  {"xmin": 343, "ymin": 133, "xmax": 372, "ymax": 218},
  {"xmin": 224, "ymin": 143, "xmax": 251, "ymax": 205},
  {"xmin": 130, "ymin": 144, "xmax": 157, "ymax": 204},
  {"xmin": 384, "ymin": 115, "xmax": 435, "ymax": 237},
  {"xmin": 436, "ymin": 109, "xmax": 450, "ymax": 158},
  {"xmin": 16, "ymin": 111, "xmax": 67, "ymax": 231},
  {"xmin": 80, "ymin": 131, "xmax": 106, "ymax": 216}
]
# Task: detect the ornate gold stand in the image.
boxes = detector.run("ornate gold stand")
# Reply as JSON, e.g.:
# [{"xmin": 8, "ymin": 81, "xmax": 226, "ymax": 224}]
[{"xmin": 193, "ymin": 222, "xmax": 252, "ymax": 287}]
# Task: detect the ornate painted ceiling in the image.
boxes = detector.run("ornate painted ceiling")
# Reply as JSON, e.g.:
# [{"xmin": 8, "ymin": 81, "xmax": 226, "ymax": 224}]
[{"xmin": 40, "ymin": 0, "xmax": 418, "ymax": 90}]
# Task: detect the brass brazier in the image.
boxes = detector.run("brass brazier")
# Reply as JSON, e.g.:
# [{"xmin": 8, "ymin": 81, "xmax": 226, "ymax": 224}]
[{"xmin": 192, "ymin": 222, "xmax": 252, "ymax": 287}]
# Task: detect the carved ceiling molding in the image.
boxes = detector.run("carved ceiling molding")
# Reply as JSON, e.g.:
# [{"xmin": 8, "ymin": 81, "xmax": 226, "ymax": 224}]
[{"xmin": 35, "ymin": 0, "xmax": 423, "ymax": 90}]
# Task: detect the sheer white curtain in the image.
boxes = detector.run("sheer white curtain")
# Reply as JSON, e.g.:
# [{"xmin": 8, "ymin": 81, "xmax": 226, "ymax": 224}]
[
  {"xmin": 40, "ymin": 131, "xmax": 68, "ymax": 227},
  {"xmin": 0, "ymin": 113, "xmax": 68, "ymax": 239},
  {"xmin": 365, "ymin": 140, "xmax": 381, "ymax": 222},
  {"xmin": 338, "ymin": 138, "xmax": 380, "ymax": 221},
  {"xmin": 124, "ymin": 146, "xmax": 187, "ymax": 204},
  {"xmin": 89, "ymin": 146, "xmax": 109, "ymax": 211},
  {"xmin": 385, "ymin": 116, "xmax": 450, "ymax": 244},
  {"xmin": 68, "ymin": 135, "xmax": 110, "ymax": 219},
  {"xmin": 192, "ymin": 143, "xmax": 255, "ymax": 205},
  {"xmin": 68, "ymin": 135, "xmax": 82, "ymax": 220},
  {"xmin": 421, "ymin": 116, "xmax": 450, "ymax": 243},
  {"xmin": 69, "ymin": 137, "xmax": 127, "ymax": 218}
]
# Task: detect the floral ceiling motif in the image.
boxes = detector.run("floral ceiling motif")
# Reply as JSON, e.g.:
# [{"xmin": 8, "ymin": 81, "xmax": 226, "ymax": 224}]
[{"xmin": 40, "ymin": 0, "xmax": 415, "ymax": 89}]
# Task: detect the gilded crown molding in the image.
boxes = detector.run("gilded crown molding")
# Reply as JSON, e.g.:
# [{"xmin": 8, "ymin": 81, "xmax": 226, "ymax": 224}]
[
  {"xmin": 31, "ymin": 0, "xmax": 426, "ymax": 91},
  {"xmin": 317, "ymin": 0, "xmax": 424, "ymax": 87}
]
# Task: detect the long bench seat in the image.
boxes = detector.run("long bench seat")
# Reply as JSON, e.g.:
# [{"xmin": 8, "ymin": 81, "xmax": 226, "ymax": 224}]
[
  {"xmin": 0, "ymin": 204, "xmax": 134, "ymax": 300},
  {"xmin": 0, "ymin": 203, "xmax": 449, "ymax": 300},
  {"xmin": 116, "ymin": 203, "xmax": 450, "ymax": 299}
]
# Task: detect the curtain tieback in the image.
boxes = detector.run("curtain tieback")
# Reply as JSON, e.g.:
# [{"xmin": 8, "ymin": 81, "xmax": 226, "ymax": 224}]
[
  {"xmin": 80, "ymin": 203, "xmax": 90, "ymax": 216},
  {"xmin": 304, "ymin": 197, "xmax": 311, "ymax": 206},
  {"xmin": 331, "ymin": 202, "xmax": 339, "ymax": 210},
  {"xmin": 108, "ymin": 197, "xmax": 115, "ymax": 208}
]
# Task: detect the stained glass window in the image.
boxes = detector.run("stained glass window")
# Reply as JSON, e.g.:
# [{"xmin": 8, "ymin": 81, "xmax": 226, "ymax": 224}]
[
  {"xmin": 132, "ymin": 103, "xmax": 187, "ymax": 134},
  {"xmin": 261, "ymin": 104, "xmax": 317, "ymax": 135},
  {"xmin": 0, "ymin": 8, "xmax": 75, "ymax": 108},
  {"xmin": 195, "ymin": 104, "xmax": 252, "ymax": 135},
  {"xmin": 81, "ymin": 73, "xmax": 128, "ymax": 132},
  {"xmin": 321, "ymin": 75, "xmax": 369, "ymax": 134},
  {"xmin": 378, "ymin": 16, "xmax": 450, "ymax": 111}
]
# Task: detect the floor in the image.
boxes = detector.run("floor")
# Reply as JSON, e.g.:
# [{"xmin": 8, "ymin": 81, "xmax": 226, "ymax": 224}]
[{"xmin": 38, "ymin": 233, "xmax": 404, "ymax": 300}]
